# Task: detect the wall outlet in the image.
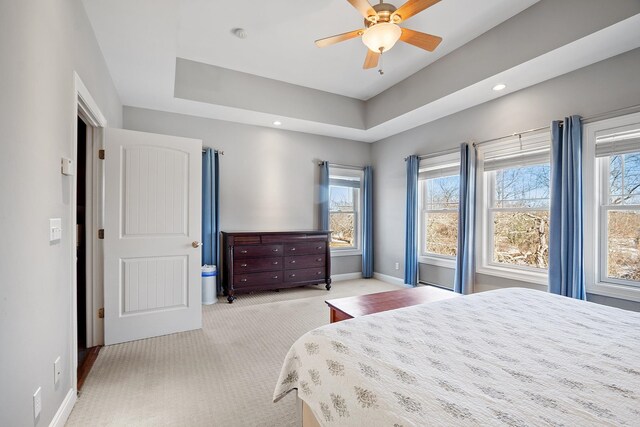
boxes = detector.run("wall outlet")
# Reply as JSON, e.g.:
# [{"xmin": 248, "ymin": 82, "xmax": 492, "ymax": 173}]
[
  {"xmin": 33, "ymin": 387, "xmax": 42, "ymax": 419},
  {"xmin": 54, "ymin": 356, "xmax": 61, "ymax": 386},
  {"xmin": 395, "ymin": 262, "xmax": 399, "ymax": 270}
]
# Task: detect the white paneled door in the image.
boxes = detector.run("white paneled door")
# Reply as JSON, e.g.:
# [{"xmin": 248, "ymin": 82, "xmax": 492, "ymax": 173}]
[{"xmin": 104, "ymin": 128, "xmax": 202, "ymax": 345}]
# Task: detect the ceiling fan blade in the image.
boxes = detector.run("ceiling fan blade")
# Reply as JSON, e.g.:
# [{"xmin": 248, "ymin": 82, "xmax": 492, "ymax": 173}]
[
  {"xmin": 400, "ymin": 28, "xmax": 442, "ymax": 51},
  {"xmin": 363, "ymin": 49, "xmax": 380, "ymax": 69},
  {"xmin": 346, "ymin": 0, "xmax": 377, "ymax": 19},
  {"xmin": 393, "ymin": 0, "xmax": 441, "ymax": 22},
  {"xmin": 315, "ymin": 29, "xmax": 364, "ymax": 48}
]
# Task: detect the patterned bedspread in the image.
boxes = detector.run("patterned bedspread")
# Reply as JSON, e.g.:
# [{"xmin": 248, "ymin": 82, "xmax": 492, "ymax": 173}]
[{"xmin": 273, "ymin": 288, "xmax": 640, "ymax": 426}]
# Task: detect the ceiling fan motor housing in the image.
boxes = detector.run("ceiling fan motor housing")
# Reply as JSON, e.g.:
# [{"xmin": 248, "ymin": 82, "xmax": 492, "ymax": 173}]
[{"xmin": 365, "ymin": 2, "xmax": 399, "ymax": 28}]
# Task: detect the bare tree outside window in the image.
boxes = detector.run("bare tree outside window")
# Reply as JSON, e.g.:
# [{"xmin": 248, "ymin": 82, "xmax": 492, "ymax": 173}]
[
  {"xmin": 329, "ymin": 185, "xmax": 359, "ymax": 248},
  {"xmin": 605, "ymin": 153, "xmax": 640, "ymax": 282},
  {"xmin": 422, "ymin": 175, "xmax": 459, "ymax": 257},
  {"xmin": 491, "ymin": 164, "xmax": 550, "ymax": 269}
]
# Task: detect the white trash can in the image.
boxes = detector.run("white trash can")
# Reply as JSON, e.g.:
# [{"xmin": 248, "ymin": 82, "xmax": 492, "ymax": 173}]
[{"xmin": 202, "ymin": 265, "xmax": 217, "ymax": 305}]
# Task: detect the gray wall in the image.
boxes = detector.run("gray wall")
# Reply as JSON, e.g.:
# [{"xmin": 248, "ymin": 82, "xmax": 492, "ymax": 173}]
[
  {"xmin": 372, "ymin": 48, "xmax": 640, "ymax": 311},
  {"xmin": 365, "ymin": 0, "xmax": 640, "ymax": 127},
  {"xmin": 123, "ymin": 107, "xmax": 371, "ymax": 275},
  {"xmin": 0, "ymin": 0, "xmax": 122, "ymax": 425},
  {"xmin": 175, "ymin": 58, "xmax": 366, "ymax": 129}
]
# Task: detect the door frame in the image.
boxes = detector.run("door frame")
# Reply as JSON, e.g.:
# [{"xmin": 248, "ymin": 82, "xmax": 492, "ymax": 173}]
[{"xmin": 71, "ymin": 72, "xmax": 107, "ymax": 393}]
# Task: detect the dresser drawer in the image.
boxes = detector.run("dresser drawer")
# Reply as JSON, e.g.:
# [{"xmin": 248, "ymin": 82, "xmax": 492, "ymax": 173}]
[
  {"xmin": 234, "ymin": 257, "xmax": 282, "ymax": 273},
  {"xmin": 234, "ymin": 271, "xmax": 283, "ymax": 287},
  {"xmin": 284, "ymin": 241, "xmax": 327, "ymax": 255},
  {"xmin": 234, "ymin": 244, "xmax": 283, "ymax": 258},
  {"xmin": 284, "ymin": 268, "xmax": 326, "ymax": 282},
  {"xmin": 284, "ymin": 254, "xmax": 326, "ymax": 269}
]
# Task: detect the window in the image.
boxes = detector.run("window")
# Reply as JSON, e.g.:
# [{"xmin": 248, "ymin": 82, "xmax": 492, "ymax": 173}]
[
  {"xmin": 476, "ymin": 132, "xmax": 551, "ymax": 283},
  {"xmin": 585, "ymin": 118, "xmax": 640, "ymax": 298},
  {"xmin": 489, "ymin": 164, "xmax": 550, "ymax": 269},
  {"xmin": 601, "ymin": 152, "xmax": 640, "ymax": 283},
  {"xmin": 329, "ymin": 167, "xmax": 363, "ymax": 254},
  {"xmin": 418, "ymin": 152, "xmax": 460, "ymax": 266}
]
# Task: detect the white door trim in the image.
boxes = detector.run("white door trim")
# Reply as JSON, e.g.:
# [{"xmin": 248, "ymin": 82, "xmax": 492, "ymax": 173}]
[{"xmin": 69, "ymin": 72, "xmax": 107, "ymax": 406}]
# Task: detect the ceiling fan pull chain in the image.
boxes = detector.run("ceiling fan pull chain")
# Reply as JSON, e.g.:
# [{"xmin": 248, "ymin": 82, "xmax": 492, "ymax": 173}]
[{"xmin": 378, "ymin": 48, "xmax": 385, "ymax": 75}]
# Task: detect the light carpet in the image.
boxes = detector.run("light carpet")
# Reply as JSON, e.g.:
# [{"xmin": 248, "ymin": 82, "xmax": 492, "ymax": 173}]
[{"xmin": 66, "ymin": 279, "xmax": 400, "ymax": 427}]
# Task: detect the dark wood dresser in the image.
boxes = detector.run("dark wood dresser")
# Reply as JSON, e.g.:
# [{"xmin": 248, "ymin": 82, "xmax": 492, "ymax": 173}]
[{"xmin": 221, "ymin": 231, "xmax": 332, "ymax": 303}]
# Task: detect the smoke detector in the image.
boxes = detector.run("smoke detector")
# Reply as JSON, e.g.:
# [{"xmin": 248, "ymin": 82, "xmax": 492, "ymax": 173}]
[{"xmin": 232, "ymin": 28, "xmax": 248, "ymax": 39}]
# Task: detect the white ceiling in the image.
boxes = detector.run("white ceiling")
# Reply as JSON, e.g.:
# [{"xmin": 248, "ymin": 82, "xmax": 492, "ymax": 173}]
[
  {"xmin": 82, "ymin": 0, "xmax": 640, "ymax": 142},
  {"xmin": 83, "ymin": 0, "xmax": 538, "ymax": 101}
]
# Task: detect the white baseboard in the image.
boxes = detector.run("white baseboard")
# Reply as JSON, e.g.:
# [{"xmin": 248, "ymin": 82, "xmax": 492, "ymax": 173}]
[
  {"xmin": 373, "ymin": 272, "xmax": 407, "ymax": 287},
  {"xmin": 49, "ymin": 388, "xmax": 76, "ymax": 427},
  {"xmin": 331, "ymin": 272, "xmax": 363, "ymax": 282}
]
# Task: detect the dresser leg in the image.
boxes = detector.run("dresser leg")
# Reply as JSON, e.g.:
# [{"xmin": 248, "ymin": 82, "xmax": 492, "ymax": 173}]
[
  {"xmin": 227, "ymin": 294, "xmax": 235, "ymax": 303},
  {"xmin": 325, "ymin": 278, "xmax": 332, "ymax": 291}
]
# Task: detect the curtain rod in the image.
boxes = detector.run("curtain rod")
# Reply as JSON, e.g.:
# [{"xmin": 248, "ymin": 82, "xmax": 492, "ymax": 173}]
[
  {"xmin": 202, "ymin": 148, "xmax": 224, "ymax": 155},
  {"xmin": 473, "ymin": 103, "xmax": 640, "ymax": 148},
  {"xmin": 318, "ymin": 161, "xmax": 365, "ymax": 171},
  {"xmin": 472, "ymin": 126, "xmax": 551, "ymax": 148},
  {"xmin": 404, "ymin": 147, "xmax": 460, "ymax": 162}
]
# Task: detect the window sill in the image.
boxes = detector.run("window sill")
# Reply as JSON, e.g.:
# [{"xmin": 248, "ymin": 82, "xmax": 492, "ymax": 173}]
[
  {"xmin": 419, "ymin": 255, "xmax": 456, "ymax": 269},
  {"xmin": 476, "ymin": 264, "xmax": 548, "ymax": 286},
  {"xmin": 330, "ymin": 250, "xmax": 362, "ymax": 258},
  {"xmin": 587, "ymin": 281, "xmax": 640, "ymax": 303}
]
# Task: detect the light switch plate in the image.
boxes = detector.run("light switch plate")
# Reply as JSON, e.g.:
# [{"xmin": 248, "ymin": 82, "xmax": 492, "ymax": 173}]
[{"xmin": 49, "ymin": 218, "xmax": 62, "ymax": 242}]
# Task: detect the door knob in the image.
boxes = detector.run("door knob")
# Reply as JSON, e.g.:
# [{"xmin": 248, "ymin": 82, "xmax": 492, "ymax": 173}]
[{"xmin": 192, "ymin": 241, "xmax": 203, "ymax": 248}]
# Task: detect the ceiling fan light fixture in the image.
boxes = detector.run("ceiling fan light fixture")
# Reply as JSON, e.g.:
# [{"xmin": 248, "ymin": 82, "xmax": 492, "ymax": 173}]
[{"xmin": 362, "ymin": 22, "xmax": 402, "ymax": 53}]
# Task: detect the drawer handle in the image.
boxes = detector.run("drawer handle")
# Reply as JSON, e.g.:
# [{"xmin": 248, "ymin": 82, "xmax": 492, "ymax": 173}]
[
  {"xmin": 290, "ymin": 260, "xmax": 296, "ymax": 264},
  {"xmin": 272, "ymin": 275, "xmax": 279, "ymax": 279},
  {"xmin": 290, "ymin": 274, "xmax": 296, "ymax": 278},
  {"xmin": 240, "ymin": 250, "xmax": 248, "ymax": 254},
  {"xmin": 316, "ymin": 271, "xmax": 322, "ymax": 275},
  {"xmin": 316, "ymin": 246, "xmax": 323, "ymax": 250},
  {"xmin": 241, "ymin": 278, "xmax": 247, "ymax": 282},
  {"xmin": 316, "ymin": 258, "xmax": 322, "ymax": 262},
  {"xmin": 272, "ymin": 248, "xmax": 279, "ymax": 252},
  {"xmin": 272, "ymin": 261, "xmax": 279, "ymax": 265},
  {"xmin": 290, "ymin": 247, "xmax": 296, "ymax": 251},
  {"xmin": 241, "ymin": 263, "xmax": 248, "ymax": 267}
]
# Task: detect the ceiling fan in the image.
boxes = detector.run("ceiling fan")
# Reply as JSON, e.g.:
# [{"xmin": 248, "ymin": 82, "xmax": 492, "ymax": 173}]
[{"xmin": 315, "ymin": 0, "xmax": 443, "ymax": 71}]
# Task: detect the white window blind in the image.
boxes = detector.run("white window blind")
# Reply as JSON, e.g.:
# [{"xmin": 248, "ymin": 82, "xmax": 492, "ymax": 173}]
[
  {"xmin": 330, "ymin": 167, "xmax": 362, "ymax": 188},
  {"xmin": 595, "ymin": 128, "xmax": 640, "ymax": 158},
  {"xmin": 419, "ymin": 151, "xmax": 460, "ymax": 179},
  {"xmin": 479, "ymin": 132, "xmax": 550, "ymax": 171}
]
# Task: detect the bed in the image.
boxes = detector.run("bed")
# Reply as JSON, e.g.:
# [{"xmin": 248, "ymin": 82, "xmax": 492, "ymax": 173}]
[{"xmin": 273, "ymin": 288, "xmax": 640, "ymax": 426}]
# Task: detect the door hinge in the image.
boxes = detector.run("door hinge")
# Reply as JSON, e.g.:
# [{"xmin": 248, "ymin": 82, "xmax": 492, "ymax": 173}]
[
  {"xmin": 98, "ymin": 149, "xmax": 105, "ymax": 160},
  {"xmin": 98, "ymin": 308, "xmax": 104, "ymax": 319},
  {"xmin": 98, "ymin": 229, "xmax": 105, "ymax": 239}
]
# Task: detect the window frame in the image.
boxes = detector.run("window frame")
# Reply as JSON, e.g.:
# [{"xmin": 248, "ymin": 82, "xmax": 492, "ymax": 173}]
[
  {"xmin": 584, "ymin": 112, "xmax": 640, "ymax": 302},
  {"xmin": 328, "ymin": 167, "xmax": 363, "ymax": 257},
  {"xmin": 417, "ymin": 152, "xmax": 460, "ymax": 268},
  {"xmin": 475, "ymin": 133, "xmax": 551, "ymax": 285}
]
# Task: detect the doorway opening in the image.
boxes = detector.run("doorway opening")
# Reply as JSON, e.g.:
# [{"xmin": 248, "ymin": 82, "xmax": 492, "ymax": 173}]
[{"xmin": 76, "ymin": 116, "xmax": 100, "ymax": 390}]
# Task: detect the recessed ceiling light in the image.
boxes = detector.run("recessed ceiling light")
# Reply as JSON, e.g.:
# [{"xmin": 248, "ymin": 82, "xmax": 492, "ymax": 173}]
[
  {"xmin": 273, "ymin": 121, "xmax": 282, "ymax": 126},
  {"xmin": 492, "ymin": 83, "xmax": 507, "ymax": 91}
]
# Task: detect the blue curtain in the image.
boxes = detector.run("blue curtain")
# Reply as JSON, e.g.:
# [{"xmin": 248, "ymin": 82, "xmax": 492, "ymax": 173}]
[
  {"xmin": 202, "ymin": 148, "xmax": 221, "ymax": 293},
  {"xmin": 362, "ymin": 166, "xmax": 373, "ymax": 278},
  {"xmin": 404, "ymin": 155, "xmax": 419, "ymax": 286},
  {"xmin": 319, "ymin": 161, "xmax": 330, "ymax": 231},
  {"xmin": 454, "ymin": 143, "xmax": 476, "ymax": 294},
  {"xmin": 549, "ymin": 116, "xmax": 586, "ymax": 300}
]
